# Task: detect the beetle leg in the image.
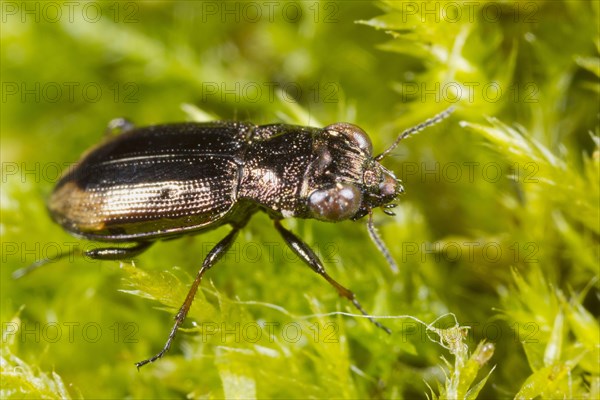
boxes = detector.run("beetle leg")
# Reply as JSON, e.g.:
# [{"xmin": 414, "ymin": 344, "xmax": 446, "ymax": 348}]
[
  {"xmin": 85, "ymin": 242, "xmax": 153, "ymax": 260},
  {"xmin": 135, "ymin": 226, "xmax": 241, "ymax": 369},
  {"xmin": 273, "ymin": 220, "xmax": 391, "ymax": 334},
  {"xmin": 12, "ymin": 242, "xmax": 153, "ymax": 279},
  {"xmin": 367, "ymin": 210, "xmax": 399, "ymax": 274},
  {"xmin": 12, "ymin": 249, "xmax": 82, "ymax": 279}
]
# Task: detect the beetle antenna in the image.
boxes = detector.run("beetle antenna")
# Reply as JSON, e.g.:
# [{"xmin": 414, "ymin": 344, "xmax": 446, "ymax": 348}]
[
  {"xmin": 375, "ymin": 106, "xmax": 455, "ymax": 161},
  {"xmin": 367, "ymin": 209, "xmax": 399, "ymax": 274}
]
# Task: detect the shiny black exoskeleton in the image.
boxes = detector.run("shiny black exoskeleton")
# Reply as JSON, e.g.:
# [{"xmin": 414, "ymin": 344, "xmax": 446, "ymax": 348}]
[
  {"xmin": 50, "ymin": 121, "xmax": 400, "ymax": 240},
  {"xmin": 32, "ymin": 108, "xmax": 453, "ymax": 368}
]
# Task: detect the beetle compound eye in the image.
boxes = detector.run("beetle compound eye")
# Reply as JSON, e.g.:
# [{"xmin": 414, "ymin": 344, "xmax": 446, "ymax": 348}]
[
  {"xmin": 308, "ymin": 183, "xmax": 362, "ymax": 221},
  {"xmin": 380, "ymin": 173, "xmax": 398, "ymax": 197},
  {"xmin": 324, "ymin": 122, "xmax": 373, "ymax": 155}
]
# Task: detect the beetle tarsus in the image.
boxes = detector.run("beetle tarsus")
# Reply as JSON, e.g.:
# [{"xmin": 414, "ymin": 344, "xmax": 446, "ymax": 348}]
[
  {"xmin": 13, "ymin": 248, "xmax": 82, "ymax": 279},
  {"xmin": 135, "ymin": 322, "xmax": 178, "ymax": 369},
  {"xmin": 106, "ymin": 117, "xmax": 135, "ymax": 136},
  {"xmin": 350, "ymin": 298, "xmax": 392, "ymax": 334},
  {"xmin": 135, "ymin": 226, "xmax": 241, "ymax": 369}
]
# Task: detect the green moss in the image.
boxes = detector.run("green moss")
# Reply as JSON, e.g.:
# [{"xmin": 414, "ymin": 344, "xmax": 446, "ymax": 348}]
[{"xmin": 2, "ymin": 1, "xmax": 598, "ymax": 398}]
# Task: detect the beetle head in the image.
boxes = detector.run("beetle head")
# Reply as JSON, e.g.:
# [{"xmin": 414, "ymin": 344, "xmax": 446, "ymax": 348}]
[
  {"xmin": 306, "ymin": 122, "xmax": 405, "ymax": 222},
  {"xmin": 305, "ymin": 108, "xmax": 454, "ymax": 272}
]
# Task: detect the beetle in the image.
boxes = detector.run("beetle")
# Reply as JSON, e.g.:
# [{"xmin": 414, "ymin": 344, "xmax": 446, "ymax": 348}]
[{"xmin": 17, "ymin": 107, "xmax": 454, "ymax": 368}]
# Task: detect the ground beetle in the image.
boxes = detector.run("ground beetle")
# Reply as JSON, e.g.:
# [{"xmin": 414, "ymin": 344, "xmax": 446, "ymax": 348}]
[{"xmin": 17, "ymin": 107, "xmax": 454, "ymax": 368}]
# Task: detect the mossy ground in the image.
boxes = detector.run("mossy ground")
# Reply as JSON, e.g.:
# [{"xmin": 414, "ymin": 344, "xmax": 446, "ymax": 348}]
[{"xmin": 1, "ymin": 1, "xmax": 598, "ymax": 398}]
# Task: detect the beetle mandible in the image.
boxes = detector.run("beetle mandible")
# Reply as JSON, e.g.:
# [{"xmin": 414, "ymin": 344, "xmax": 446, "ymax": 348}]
[{"xmin": 18, "ymin": 107, "xmax": 454, "ymax": 368}]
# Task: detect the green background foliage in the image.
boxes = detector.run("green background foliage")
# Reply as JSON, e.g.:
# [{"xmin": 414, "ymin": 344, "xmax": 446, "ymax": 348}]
[{"xmin": 1, "ymin": 1, "xmax": 598, "ymax": 398}]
